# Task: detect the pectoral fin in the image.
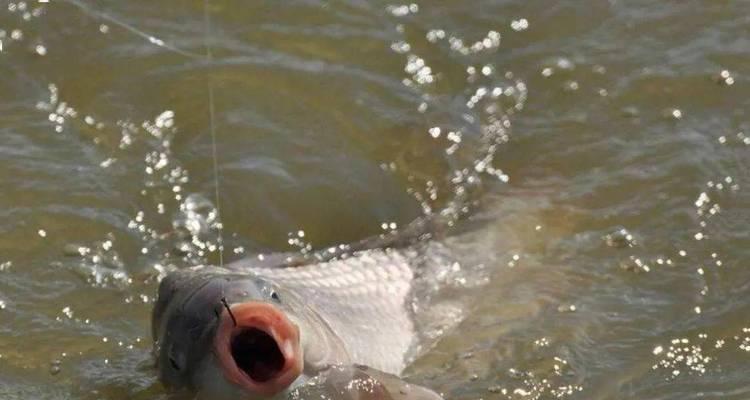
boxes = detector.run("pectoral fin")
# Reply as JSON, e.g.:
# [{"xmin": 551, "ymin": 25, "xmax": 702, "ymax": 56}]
[{"xmin": 290, "ymin": 365, "xmax": 443, "ymax": 400}]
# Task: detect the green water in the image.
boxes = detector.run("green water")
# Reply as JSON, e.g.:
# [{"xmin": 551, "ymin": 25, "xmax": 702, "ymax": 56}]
[{"xmin": 0, "ymin": 1, "xmax": 749, "ymax": 399}]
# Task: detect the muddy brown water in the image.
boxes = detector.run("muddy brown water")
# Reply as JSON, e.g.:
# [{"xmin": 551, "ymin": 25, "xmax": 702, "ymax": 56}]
[{"xmin": 1, "ymin": 1, "xmax": 749, "ymax": 399}]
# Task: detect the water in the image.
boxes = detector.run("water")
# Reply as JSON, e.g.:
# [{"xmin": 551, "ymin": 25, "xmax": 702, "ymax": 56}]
[{"xmin": 1, "ymin": 1, "xmax": 749, "ymax": 399}]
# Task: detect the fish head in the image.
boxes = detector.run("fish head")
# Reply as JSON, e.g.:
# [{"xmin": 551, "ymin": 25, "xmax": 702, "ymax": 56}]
[{"xmin": 152, "ymin": 269, "xmax": 304, "ymax": 399}]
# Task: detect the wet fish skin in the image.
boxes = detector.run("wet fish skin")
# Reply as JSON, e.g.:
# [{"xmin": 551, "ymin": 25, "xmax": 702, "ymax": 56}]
[
  {"xmin": 153, "ymin": 270, "xmax": 289, "ymax": 396},
  {"xmin": 152, "ymin": 270, "xmax": 256, "ymax": 389},
  {"xmin": 151, "ymin": 269, "xmax": 228, "ymax": 387}
]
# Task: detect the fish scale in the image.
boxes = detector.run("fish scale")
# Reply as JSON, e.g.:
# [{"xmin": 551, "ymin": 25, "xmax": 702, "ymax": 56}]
[{"xmin": 240, "ymin": 248, "xmax": 418, "ymax": 375}]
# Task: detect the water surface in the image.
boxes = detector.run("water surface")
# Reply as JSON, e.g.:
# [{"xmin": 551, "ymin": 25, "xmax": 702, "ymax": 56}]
[{"xmin": 1, "ymin": 1, "xmax": 749, "ymax": 399}]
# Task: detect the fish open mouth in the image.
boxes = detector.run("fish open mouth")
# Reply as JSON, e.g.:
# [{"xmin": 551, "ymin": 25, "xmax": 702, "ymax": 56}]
[
  {"xmin": 231, "ymin": 327, "xmax": 285, "ymax": 382},
  {"xmin": 214, "ymin": 301, "xmax": 303, "ymax": 396}
]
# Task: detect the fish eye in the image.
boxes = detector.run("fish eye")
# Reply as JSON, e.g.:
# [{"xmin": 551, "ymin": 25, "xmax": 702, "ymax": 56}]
[{"xmin": 270, "ymin": 291, "xmax": 280, "ymax": 302}]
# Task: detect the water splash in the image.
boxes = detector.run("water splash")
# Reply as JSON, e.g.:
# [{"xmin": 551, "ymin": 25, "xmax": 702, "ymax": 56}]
[{"xmin": 386, "ymin": 7, "xmax": 527, "ymax": 219}]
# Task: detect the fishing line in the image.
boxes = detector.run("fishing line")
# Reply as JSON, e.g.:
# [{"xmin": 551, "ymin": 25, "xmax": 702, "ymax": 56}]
[
  {"xmin": 61, "ymin": 0, "xmax": 205, "ymax": 59},
  {"xmin": 221, "ymin": 297, "xmax": 237, "ymax": 326},
  {"xmin": 54, "ymin": 0, "xmax": 477, "ymax": 265},
  {"xmin": 202, "ymin": 0, "xmax": 225, "ymax": 268},
  {"xmin": 60, "ymin": 0, "xmax": 226, "ymax": 266}
]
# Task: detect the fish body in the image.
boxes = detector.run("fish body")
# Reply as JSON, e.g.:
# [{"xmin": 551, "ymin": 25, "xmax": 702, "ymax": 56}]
[{"xmin": 152, "ymin": 248, "xmax": 437, "ymax": 400}]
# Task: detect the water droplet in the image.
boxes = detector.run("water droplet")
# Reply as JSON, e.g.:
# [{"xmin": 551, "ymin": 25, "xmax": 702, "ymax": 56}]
[
  {"xmin": 603, "ymin": 228, "xmax": 637, "ymax": 248},
  {"xmin": 714, "ymin": 69, "xmax": 735, "ymax": 86},
  {"xmin": 510, "ymin": 18, "xmax": 529, "ymax": 31},
  {"xmin": 49, "ymin": 360, "xmax": 61, "ymax": 375},
  {"xmin": 664, "ymin": 108, "xmax": 683, "ymax": 120}
]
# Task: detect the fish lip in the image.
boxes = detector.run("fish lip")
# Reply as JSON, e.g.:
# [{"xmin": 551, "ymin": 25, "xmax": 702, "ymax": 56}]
[{"xmin": 213, "ymin": 301, "xmax": 303, "ymax": 396}]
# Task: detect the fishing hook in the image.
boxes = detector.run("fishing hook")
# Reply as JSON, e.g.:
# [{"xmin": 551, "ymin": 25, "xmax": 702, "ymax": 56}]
[{"xmin": 220, "ymin": 297, "xmax": 237, "ymax": 327}]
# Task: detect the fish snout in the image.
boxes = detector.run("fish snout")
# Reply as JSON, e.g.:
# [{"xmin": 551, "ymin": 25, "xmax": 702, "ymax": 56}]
[{"xmin": 213, "ymin": 301, "xmax": 303, "ymax": 396}]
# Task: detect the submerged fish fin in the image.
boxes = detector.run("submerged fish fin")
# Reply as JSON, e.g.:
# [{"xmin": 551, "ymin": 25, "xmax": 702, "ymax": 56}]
[
  {"xmin": 225, "ymin": 251, "xmax": 304, "ymax": 270},
  {"xmin": 227, "ymin": 181, "xmax": 475, "ymax": 271},
  {"xmin": 290, "ymin": 365, "xmax": 443, "ymax": 400},
  {"xmin": 227, "ymin": 208, "xmax": 464, "ymax": 271}
]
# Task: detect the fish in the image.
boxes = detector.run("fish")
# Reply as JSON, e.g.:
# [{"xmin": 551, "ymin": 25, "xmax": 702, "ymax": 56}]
[{"xmin": 151, "ymin": 245, "xmax": 446, "ymax": 400}]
